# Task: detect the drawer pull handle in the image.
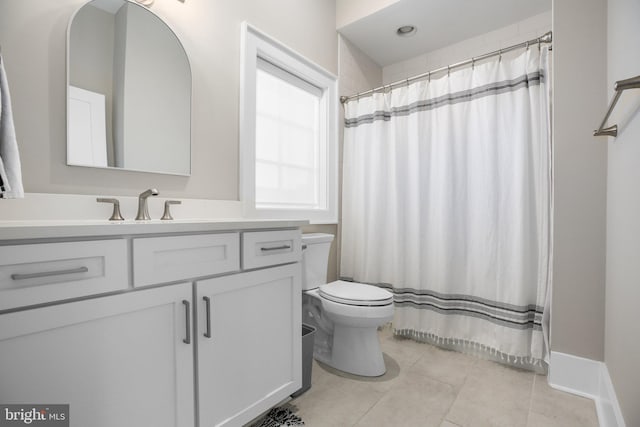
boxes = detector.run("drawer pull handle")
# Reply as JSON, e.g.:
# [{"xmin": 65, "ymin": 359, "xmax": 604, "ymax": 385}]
[
  {"xmin": 260, "ymin": 245, "xmax": 291, "ymax": 252},
  {"xmin": 203, "ymin": 296, "xmax": 212, "ymax": 339},
  {"xmin": 11, "ymin": 266, "xmax": 89, "ymax": 281},
  {"xmin": 182, "ymin": 300, "xmax": 191, "ymax": 345}
]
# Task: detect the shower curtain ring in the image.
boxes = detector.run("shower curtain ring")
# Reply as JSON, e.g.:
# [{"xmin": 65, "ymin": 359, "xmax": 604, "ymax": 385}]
[
  {"xmin": 525, "ymin": 41, "xmax": 530, "ymax": 50},
  {"xmin": 538, "ymin": 38, "xmax": 541, "ymax": 51},
  {"xmin": 428, "ymin": 71, "xmax": 431, "ymax": 82},
  {"xmin": 356, "ymin": 92, "xmax": 360, "ymax": 102},
  {"xmin": 498, "ymin": 49, "xmax": 503, "ymax": 62},
  {"xmin": 405, "ymin": 78, "xmax": 409, "ymax": 87},
  {"xmin": 471, "ymin": 57, "xmax": 475, "ymax": 69},
  {"xmin": 447, "ymin": 66, "xmax": 450, "ymax": 76}
]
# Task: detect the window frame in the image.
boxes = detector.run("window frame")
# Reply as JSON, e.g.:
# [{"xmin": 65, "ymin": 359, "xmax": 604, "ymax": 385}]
[{"xmin": 240, "ymin": 22, "xmax": 338, "ymax": 224}]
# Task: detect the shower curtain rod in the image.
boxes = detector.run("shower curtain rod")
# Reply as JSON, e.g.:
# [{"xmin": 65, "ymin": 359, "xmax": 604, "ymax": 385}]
[{"xmin": 340, "ymin": 31, "xmax": 552, "ymax": 104}]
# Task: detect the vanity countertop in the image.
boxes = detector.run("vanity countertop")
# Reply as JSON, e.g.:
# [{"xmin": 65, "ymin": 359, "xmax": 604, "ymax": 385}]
[{"xmin": 0, "ymin": 218, "xmax": 309, "ymax": 241}]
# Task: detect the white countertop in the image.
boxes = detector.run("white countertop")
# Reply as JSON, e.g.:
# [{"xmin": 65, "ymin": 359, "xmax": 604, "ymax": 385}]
[{"xmin": 0, "ymin": 218, "xmax": 309, "ymax": 241}]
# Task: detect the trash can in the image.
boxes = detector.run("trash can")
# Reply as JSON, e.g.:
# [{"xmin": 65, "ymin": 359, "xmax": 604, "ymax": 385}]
[{"xmin": 291, "ymin": 323, "xmax": 316, "ymax": 398}]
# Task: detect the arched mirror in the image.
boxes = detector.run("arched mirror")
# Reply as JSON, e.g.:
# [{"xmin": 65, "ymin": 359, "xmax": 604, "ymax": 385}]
[{"xmin": 67, "ymin": 0, "xmax": 191, "ymax": 175}]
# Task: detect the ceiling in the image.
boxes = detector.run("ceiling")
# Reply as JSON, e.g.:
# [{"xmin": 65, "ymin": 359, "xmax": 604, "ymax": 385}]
[{"xmin": 338, "ymin": 0, "xmax": 552, "ymax": 67}]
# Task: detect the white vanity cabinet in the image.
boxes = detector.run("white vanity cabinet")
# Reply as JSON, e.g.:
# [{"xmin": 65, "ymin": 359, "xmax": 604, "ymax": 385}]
[
  {"xmin": 0, "ymin": 282, "xmax": 195, "ymax": 427},
  {"xmin": 196, "ymin": 264, "xmax": 302, "ymax": 427},
  {"xmin": 0, "ymin": 221, "xmax": 304, "ymax": 427}
]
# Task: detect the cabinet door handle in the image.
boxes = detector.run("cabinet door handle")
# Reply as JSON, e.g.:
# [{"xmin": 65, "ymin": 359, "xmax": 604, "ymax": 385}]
[
  {"xmin": 182, "ymin": 300, "xmax": 191, "ymax": 345},
  {"xmin": 260, "ymin": 245, "xmax": 291, "ymax": 252},
  {"xmin": 203, "ymin": 296, "xmax": 212, "ymax": 338},
  {"xmin": 11, "ymin": 266, "xmax": 89, "ymax": 281}
]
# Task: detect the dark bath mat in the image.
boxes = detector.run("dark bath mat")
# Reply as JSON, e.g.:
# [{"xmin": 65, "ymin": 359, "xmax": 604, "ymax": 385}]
[{"xmin": 250, "ymin": 405, "xmax": 305, "ymax": 427}]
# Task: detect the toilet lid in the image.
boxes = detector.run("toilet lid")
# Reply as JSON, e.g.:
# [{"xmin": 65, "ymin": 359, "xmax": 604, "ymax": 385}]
[{"xmin": 319, "ymin": 281, "xmax": 393, "ymax": 306}]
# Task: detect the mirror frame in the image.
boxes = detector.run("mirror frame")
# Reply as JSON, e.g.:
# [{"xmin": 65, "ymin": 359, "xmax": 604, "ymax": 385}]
[{"xmin": 65, "ymin": 0, "xmax": 193, "ymax": 176}]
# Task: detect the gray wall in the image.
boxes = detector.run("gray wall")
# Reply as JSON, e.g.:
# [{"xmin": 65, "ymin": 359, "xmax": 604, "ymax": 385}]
[
  {"xmin": 551, "ymin": 0, "xmax": 607, "ymax": 361},
  {"xmin": 0, "ymin": 0, "xmax": 337, "ymax": 199},
  {"xmin": 605, "ymin": 0, "xmax": 640, "ymax": 424}
]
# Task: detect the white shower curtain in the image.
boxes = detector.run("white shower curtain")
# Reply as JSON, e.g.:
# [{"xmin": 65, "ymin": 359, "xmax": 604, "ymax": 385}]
[{"xmin": 341, "ymin": 47, "xmax": 552, "ymax": 367}]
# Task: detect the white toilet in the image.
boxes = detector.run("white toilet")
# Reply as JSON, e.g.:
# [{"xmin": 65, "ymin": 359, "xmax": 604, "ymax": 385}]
[{"xmin": 302, "ymin": 233, "xmax": 394, "ymax": 377}]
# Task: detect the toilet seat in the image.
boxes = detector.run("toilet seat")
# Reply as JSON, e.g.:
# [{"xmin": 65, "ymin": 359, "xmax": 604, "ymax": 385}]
[{"xmin": 319, "ymin": 281, "xmax": 393, "ymax": 307}]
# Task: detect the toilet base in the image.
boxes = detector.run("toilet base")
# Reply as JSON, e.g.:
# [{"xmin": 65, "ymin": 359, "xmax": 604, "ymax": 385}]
[
  {"xmin": 327, "ymin": 324, "xmax": 386, "ymax": 377},
  {"xmin": 303, "ymin": 289, "xmax": 393, "ymax": 378}
]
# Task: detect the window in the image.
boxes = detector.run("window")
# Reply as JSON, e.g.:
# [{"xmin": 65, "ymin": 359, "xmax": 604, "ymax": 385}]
[{"xmin": 240, "ymin": 23, "xmax": 338, "ymax": 223}]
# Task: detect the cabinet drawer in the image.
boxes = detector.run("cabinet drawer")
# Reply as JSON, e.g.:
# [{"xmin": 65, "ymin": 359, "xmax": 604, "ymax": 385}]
[
  {"xmin": 0, "ymin": 239, "xmax": 128, "ymax": 311},
  {"xmin": 133, "ymin": 233, "xmax": 240, "ymax": 287},
  {"xmin": 242, "ymin": 230, "xmax": 302, "ymax": 269}
]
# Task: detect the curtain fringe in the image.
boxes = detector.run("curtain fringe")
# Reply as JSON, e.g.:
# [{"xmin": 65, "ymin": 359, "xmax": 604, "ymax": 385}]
[{"xmin": 395, "ymin": 328, "xmax": 547, "ymax": 373}]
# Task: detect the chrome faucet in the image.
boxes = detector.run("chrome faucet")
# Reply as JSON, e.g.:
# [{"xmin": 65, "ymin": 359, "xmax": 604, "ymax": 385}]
[{"xmin": 135, "ymin": 188, "xmax": 159, "ymax": 220}]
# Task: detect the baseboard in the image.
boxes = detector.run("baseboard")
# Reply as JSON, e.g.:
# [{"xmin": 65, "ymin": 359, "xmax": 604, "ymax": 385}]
[
  {"xmin": 596, "ymin": 363, "xmax": 627, "ymax": 427},
  {"xmin": 549, "ymin": 351, "xmax": 601, "ymax": 398},
  {"xmin": 549, "ymin": 351, "xmax": 626, "ymax": 427}
]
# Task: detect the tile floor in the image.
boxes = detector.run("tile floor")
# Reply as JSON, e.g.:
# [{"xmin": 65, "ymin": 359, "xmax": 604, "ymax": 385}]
[{"xmin": 289, "ymin": 326, "xmax": 599, "ymax": 427}]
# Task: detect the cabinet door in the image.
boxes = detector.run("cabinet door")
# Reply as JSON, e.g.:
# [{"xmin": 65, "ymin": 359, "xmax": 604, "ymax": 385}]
[
  {"xmin": 0, "ymin": 284, "xmax": 195, "ymax": 427},
  {"xmin": 196, "ymin": 264, "xmax": 301, "ymax": 427}
]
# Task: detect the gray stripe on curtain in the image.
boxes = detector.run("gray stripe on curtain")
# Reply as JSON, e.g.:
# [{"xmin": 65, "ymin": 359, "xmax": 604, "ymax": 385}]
[
  {"xmin": 393, "ymin": 301, "xmax": 544, "ymax": 331},
  {"xmin": 344, "ymin": 71, "xmax": 543, "ymax": 128},
  {"xmin": 341, "ymin": 277, "xmax": 544, "ymax": 314},
  {"xmin": 340, "ymin": 278, "xmax": 543, "ymax": 330}
]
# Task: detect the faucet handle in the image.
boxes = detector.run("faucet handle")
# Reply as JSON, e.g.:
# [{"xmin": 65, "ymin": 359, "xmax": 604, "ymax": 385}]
[
  {"xmin": 97, "ymin": 198, "xmax": 125, "ymax": 221},
  {"xmin": 161, "ymin": 200, "xmax": 182, "ymax": 221}
]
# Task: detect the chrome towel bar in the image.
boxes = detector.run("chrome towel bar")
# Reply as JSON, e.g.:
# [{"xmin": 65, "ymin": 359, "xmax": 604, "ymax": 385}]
[{"xmin": 594, "ymin": 75, "xmax": 640, "ymax": 137}]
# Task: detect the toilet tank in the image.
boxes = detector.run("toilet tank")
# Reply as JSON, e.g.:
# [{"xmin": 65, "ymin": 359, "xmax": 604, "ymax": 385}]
[{"xmin": 301, "ymin": 233, "xmax": 335, "ymax": 291}]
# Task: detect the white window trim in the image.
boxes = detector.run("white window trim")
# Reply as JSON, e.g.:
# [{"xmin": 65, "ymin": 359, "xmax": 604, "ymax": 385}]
[{"xmin": 240, "ymin": 22, "xmax": 338, "ymax": 224}]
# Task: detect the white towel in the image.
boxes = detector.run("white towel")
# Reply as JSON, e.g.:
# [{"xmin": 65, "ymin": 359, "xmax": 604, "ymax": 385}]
[{"xmin": 0, "ymin": 53, "xmax": 24, "ymax": 199}]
